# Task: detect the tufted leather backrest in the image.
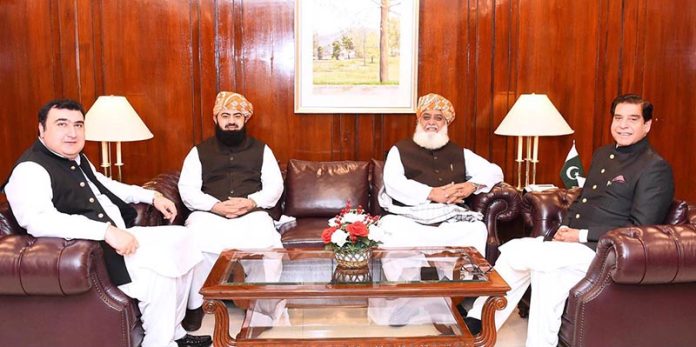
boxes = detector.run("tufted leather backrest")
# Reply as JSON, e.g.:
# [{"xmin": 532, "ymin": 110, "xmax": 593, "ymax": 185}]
[
  {"xmin": 522, "ymin": 188, "xmax": 690, "ymax": 240},
  {"xmin": 600, "ymin": 225, "xmax": 696, "ymax": 284},
  {"xmin": 284, "ymin": 160, "xmax": 370, "ymax": 218}
]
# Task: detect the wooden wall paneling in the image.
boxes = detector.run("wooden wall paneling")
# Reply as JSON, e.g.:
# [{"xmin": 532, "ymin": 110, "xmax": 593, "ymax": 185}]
[
  {"xmin": 515, "ymin": 0, "xmax": 601, "ymax": 186},
  {"xmin": 96, "ymin": 0, "xmax": 197, "ymax": 184},
  {"xmin": 638, "ymin": 0, "xmax": 696, "ymax": 201},
  {"xmin": 469, "ymin": 0, "xmax": 497, "ymax": 161},
  {"xmin": 197, "ymin": 0, "xmax": 218, "ymax": 143},
  {"xmin": 591, "ymin": 0, "xmax": 622, "ymax": 156},
  {"xmin": 491, "ymin": 0, "xmax": 519, "ymax": 182},
  {"xmin": 0, "ymin": 1, "xmax": 60, "ymax": 180},
  {"xmin": 417, "ymin": 0, "xmax": 467, "ymax": 147}
]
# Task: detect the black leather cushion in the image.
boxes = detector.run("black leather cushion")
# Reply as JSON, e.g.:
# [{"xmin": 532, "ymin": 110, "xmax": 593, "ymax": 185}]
[{"xmin": 284, "ymin": 160, "xmax": 369, "ymax": 218}]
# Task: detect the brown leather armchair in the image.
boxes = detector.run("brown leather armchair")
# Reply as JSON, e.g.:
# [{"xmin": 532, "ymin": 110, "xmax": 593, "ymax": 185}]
[
  {"xmin": 0, "ymin": 200, "xmax": 144, "ymax": 347},
  {"xmin": 521, "ymin": 189, "xmax": 696, "ymax": 347}
]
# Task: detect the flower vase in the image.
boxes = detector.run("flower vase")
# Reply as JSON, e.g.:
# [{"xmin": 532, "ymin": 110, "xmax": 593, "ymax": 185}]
[
  {"xmin": 332, "ymin": 266, "xmax": 372, "ymax": 283},
  {"xmin": 334, "ymin": 247, "xmax": 371, "ymax": 269}
]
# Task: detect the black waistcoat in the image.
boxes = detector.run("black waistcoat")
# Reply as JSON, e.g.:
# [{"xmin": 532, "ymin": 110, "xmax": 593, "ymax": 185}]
[
  {"xmin": 9, "ymin": 140, "xmax": 135, "ymax": 285},
  {"xmin": 196, "ymin": 135, "xmax": 265, "ymax": 201},
  {"xmin": 394, "ymin": 139, "xmax": 467, "ymax": 204}
]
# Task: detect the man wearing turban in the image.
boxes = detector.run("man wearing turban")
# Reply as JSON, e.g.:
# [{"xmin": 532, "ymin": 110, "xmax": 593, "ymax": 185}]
[
  {"xmin": 378, "ymin": 93, "xmax": 503, "ymax": 253},
  {"xmin": 178, "ymin": 92, "xmax": 285, "ymax": 330}
]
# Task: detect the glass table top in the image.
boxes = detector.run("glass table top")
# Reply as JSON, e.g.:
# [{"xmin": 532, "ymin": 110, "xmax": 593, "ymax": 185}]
[{"xmin": 218, "ymin": 247, "xmax": 492, "ymax": 286}]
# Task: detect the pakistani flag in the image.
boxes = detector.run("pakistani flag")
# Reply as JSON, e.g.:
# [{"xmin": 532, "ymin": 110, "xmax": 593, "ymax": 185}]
[{"xmin": 560, "ymin": 142, "xmax": 585, "ymax": 188}]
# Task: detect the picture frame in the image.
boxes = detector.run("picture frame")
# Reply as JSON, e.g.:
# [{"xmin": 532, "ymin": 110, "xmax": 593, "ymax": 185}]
[{"xmin": 294, "ymin": 0, "xmax": 419, "ymax": 114}]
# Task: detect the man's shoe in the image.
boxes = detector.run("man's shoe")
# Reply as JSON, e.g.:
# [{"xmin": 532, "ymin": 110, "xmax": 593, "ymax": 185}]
[
  {"xmin": 182, "ymin": 307, "xmax": 204, "ymax": 331},
  {"xmin": 464, "ymin": 317, "xmax": 482, "ymax": 335},
  {"xmin": 456, "ymin": 303, "xmax": 468, "ymax": 318},
  {"xmin": 175, "ymin": 334, "xmax": 212, "ymax": 347}
]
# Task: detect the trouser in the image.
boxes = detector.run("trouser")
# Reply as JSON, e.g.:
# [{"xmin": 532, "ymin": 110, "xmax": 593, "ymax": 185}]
[
  {"xmin": 378, "ymin": 215, "xmax": 488, "ymax": 255},
  {"xmin": 468, "ymin": 237, "xmax": 595, "ymax": 347},
  {"xmin": 119, "ymin": 268, "xmax": 194, "ymax": 347}
]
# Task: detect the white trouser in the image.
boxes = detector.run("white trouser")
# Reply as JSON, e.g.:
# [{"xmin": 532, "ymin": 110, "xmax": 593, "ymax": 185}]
[
  {"xmin": 118, "ymin": 225, "xmax": 202, "ymax": 347},
  {"xmin": 119, "ymin": 267, "xmax": 194, "ymax": 347},
  {"xmin": 186, "ymin": 210, "xmax": 285, "ymax": 325},
  {"xmin": 379, "ymin": 214, "xmax": 488, "ymax": 256},
  {"xmin": 468, "ymin": 237, "xmax": 596, "ymax": 347}
]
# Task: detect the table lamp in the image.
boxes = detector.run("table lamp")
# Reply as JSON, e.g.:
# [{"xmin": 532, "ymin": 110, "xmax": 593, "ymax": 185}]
[
  {"xmin": 494, "ymin": 94, "xmax": 574, "ymax": 190},
  {"xmin": 85, "ymin": 96, "xmax": 153, "ymax": 181}
]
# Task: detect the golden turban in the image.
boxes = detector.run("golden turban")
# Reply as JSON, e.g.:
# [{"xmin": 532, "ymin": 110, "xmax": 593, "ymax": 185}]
[
  {"xmin": 416, "ymin": 93, "xmax": 455, "ymax": 124},
  {"xmin": 213, "ymin": 92, "xmax": 253, "ymax": 118}
]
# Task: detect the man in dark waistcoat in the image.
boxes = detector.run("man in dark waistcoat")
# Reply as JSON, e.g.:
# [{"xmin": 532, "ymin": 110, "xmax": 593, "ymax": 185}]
[
  {"xmin": 378, "ymin": 93, "xmax": 504, "ymax": 254},
  {"xmin": 178, "ymin": 92, "xmax": 285, "ymax": 328},
  {"xmin": 369, "ymin": 93, "xmax": 503, "ymax": 327},
  {"xmin": 3, "ymin": 99, "xmax": 211, "ymax": 347},
  {"xmin": 466, "ymin": 94, "xmax": 674, "ymax": 347}
]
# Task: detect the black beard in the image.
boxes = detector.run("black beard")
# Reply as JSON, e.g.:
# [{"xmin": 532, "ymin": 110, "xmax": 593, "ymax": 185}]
[{"xmin": 215, "ymin": 126, "xmax": 246, "ymax": 147}]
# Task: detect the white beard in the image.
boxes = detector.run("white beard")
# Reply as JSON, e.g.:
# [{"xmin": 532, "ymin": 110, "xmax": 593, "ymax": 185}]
[{"xmin": 412, "ymin": 123, "xmax": 449, "ymax": 150}]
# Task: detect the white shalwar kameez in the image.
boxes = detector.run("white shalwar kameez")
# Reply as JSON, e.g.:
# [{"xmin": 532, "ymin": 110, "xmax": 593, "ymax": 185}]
[
  {"xmin": 379, "ymin": 146, "xmax": 503, "ymax": 255},
  {"xmin": 372, "ymin": 146, "xmax": 503, "ymax": 327},
  {"xmin": 178, "ymin": 145, "xmax": 285, "ymax": 323},
  {"xmin": 5, "ymin": 159, "xmax": 203, "ymax": 347}
]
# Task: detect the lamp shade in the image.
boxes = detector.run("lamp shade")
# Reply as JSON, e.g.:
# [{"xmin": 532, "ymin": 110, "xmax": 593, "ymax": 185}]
[
  {"xmin": 85, "ymin": 96, "xmax": 153, "ymax": 142},
  {"xmin": 494, "ymin": 94, "xmax": 574, "ymax": 136}
]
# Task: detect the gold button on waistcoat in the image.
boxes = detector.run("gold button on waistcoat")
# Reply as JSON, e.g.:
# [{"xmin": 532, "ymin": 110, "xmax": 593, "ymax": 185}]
[
  {"xmin": 80, "ymin": 182, "xmax": 86, "ymax": 187},
  {"xmin": 98, "ymin": 213, "xmax": 104, "ymax": 218},
  {"xmin": 89, "ymin": 197, "xmax": 95, "ymax": 203},
  {"xmin": 582, "ymin": 198, "xmax": 587, "ymax": 203},
  {"xmin": 601, "ymin": 169, "xmax": 605, "ymax": 173},
  {"xmin": 592, "ymin": 185, "xmax": 597, "ymax": 190},
  {"xmin": 609, "ymin": 154, "xmax": 615, "ymax": 159},
  {"xmin": 575, "ymin": 214, "xmax": 580, "ymax": 219},
  {"xmin": 70, "ymin": 166, "xmax": 76, "ymax": 170},
  {"xmin": 607, "ymin": 181, "xmax": 612, "ymax": 186}
]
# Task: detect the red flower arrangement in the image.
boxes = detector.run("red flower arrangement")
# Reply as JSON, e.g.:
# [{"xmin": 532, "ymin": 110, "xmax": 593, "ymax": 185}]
[{"xmin": 321, "ymin": 203, "xmax": 384, "ymax": 252}]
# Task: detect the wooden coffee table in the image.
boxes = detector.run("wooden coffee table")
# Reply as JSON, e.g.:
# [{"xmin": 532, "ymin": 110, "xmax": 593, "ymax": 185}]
[{"xmin": 201, "ymin": 247, "xmax": 509, "ymax": 346}]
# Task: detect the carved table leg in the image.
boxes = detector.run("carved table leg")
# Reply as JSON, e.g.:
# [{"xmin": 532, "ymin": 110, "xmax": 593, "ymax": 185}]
[
  {"xmin": 203, "ymin": 299, "xmax": 236, "ymax": 346},
  {"xmin": 474, "ymin": 296, "xmax": 507, "ymax": 347}
]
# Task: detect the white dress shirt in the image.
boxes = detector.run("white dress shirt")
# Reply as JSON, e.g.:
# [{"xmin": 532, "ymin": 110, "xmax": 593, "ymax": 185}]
[
  {"xmin": 5, "ymin": 156, "xmax": 154, "ymax": 241},
  {"xmin": 382, "ymin": 145, "xmax": 504, "ymax": 206},
  {"xmin": 178, "ymin": 145, "xmax": 283, "ymax": 211}
]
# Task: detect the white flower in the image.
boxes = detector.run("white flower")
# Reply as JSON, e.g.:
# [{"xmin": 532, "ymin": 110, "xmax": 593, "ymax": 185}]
[
  {"xmin": 328, "ymin": 217, "xmax": 339, "ymax": 227},
  {"xmin": 331, "ymin": 229, "xmax": 349, "ymax": 247},
  {"xmin": 341, "ymin": 212, "xmax": 366, "ymax": 224},
  {"xmin": 368, "ymin": 224, "xmax": 385, "ymax": 243}
]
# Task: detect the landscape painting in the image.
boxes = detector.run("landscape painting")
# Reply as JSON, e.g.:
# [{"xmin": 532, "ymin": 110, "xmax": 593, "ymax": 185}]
[{"xmin": 295, "ymin": 0, "xmax": 419, "ymax": 113}]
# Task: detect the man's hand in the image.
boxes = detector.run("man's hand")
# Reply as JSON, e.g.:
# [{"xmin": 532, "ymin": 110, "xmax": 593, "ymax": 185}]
[
  {"xmin": 553, "ymin": 227, "xmax": 580, "ymax": 242},
  {"xmin": 211, "ymin": 197, "xmax": 257, "ymax": 219},
  {"xmin": 429, "ymin": 182, "xmax": 481, "ymax": 204},
  {"xmin": 152, "ymin": 192, "xmax": 177, "ymax": 223},
  {"xmin": 105, "ymin": 225, "xmax": 139, "ymax": 255}
]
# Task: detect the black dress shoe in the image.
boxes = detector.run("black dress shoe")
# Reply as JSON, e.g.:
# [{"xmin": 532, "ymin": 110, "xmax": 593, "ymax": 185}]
[
  {"xmin": 175, "ymin": 334, "xmax": 212, "ymax": 347},
  {"xmin": 456, "ymin": 303, "xmax": 468, "ymax": 318},
  {"xmin": 464, "ymin": 317, "xmax": 482, "ymax": 335},
  {"xmin": 182, "ymin": 307, "xmax": 205, "ymax": 331}
]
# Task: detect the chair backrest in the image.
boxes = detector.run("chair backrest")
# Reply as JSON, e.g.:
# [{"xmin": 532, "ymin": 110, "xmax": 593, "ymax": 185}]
[
  {"xmin": 283, "ymin": 159, "xmax": 370, "ymax": 218},
  {"xmin": 0, "ymin": 201, "xmax": 24, "ymax": 237}
]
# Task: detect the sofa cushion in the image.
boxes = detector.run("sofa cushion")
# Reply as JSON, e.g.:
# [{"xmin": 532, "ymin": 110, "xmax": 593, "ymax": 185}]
[
  {"xmin": 284, "ymin": 160, "xmax": 370, "ymax": 218},
  {"xmin": 279, "ymin": 218, "xmax": 329, "ymax": 248}
]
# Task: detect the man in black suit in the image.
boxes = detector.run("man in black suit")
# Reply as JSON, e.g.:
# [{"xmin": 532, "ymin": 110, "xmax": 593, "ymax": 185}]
[{"xmin": 465, "ymin": 94, "xmax": 674, "ymax": 347}]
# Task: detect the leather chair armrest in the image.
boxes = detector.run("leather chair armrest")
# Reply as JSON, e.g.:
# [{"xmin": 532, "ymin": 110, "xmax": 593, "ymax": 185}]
[
  {"xmin": 0, "ymin": 235, "xmax": 100, "ymax": 295},
  {"xmin": 521, "ymin": 187, "xmax": 581, "ymax": 239},
  {"xmin": 466, "ymin": 182, "xmax": 521, "ymax": 263},
  {"xmin": 135, "ymin": 171, "xmax": 188, "ymax": 227}
]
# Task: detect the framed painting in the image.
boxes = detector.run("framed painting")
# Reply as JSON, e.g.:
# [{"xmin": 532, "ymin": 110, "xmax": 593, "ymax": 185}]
[{"xmin": 294, "ymin": 0, "xmax": 419, "ymax": 114}]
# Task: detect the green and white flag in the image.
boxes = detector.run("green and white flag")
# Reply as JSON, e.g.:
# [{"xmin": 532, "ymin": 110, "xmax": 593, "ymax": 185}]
[{"xmin": 560, "ymin": 142, "xmax": 585, "ymax": 188}]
